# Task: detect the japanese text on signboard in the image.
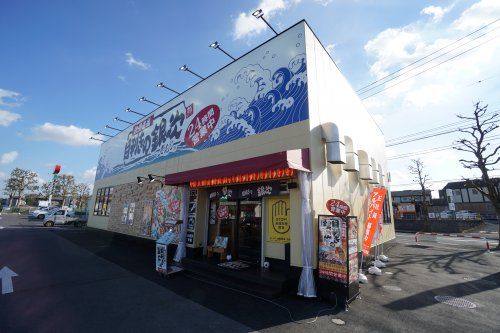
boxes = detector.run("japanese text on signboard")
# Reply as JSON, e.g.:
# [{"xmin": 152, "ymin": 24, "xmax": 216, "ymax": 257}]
[{"xmin": 362, "ymin": 187, "xmax": 387, "ymax": 255}]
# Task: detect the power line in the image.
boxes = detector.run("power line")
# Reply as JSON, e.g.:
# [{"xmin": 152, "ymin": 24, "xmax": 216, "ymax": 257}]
[
  {"xmin": 386, "ymin": 119, "xmax": 498, "ymax": 147},
  {"xmin": 362, "ymin": 33, "xmax": 500, "ymax": 100},
  {"xmin": 386, "ymin": 109, "xmax": 499, "ymax": 143},
  {"xmin": 357, "ymin": 17, "xmax": 500, "ymax": 93},
  {"xmin": 390, "ymin": 175, "xmax": 500, "ymax": 187},
  {"xmin": 359, "ymin": 25, "xmax": 500, "ymax": 96},
  {"xmin": 387, "ymin": 136, "xmax": 500, "ymax": 160}
]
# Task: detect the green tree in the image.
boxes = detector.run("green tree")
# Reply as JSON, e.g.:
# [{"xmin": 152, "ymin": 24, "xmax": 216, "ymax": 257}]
[{"xmin": 3, "ymin": 168, "xmax": 39, "ymax": 207}]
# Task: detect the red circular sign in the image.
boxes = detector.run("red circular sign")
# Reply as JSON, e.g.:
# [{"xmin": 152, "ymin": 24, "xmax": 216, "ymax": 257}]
[
  {"xmin": 184, "ymin": 104, "xmax": 220, "ymax": 147},
  {"xmin": 326, "ymin": 199, "xmax": 350, "ymax": 217},
  {"xmin": 217, "ymin": 205, "xmax": 229, "ymax": 219}
]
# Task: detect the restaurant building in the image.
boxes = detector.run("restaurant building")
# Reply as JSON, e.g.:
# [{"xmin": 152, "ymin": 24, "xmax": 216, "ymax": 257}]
[{"xmin": 88, "ymin": 20, "xmax": 395, "ymax": 296}]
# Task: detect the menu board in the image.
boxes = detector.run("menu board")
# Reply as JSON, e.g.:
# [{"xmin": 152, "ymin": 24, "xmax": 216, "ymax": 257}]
[
  {"xmin": 318, "ymin": 216, "xmax": 348, "ymax": 283},
  {"xmin": 186, "ymin": 190, "xmax": 198, "ymax": 246}
]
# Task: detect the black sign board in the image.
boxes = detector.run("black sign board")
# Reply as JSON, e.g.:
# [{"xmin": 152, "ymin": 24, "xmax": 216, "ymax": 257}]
[{"xmin": 206, "ymin": 182, "xmax": 281, "ymax": 200}]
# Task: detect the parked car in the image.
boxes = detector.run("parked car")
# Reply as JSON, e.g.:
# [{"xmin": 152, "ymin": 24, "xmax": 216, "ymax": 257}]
[
  {"xmin": 455, "ymin": 210, "xmax": 481, "ymax": 220},
  {"xmin": 30, "ymin": 206, "xmax": 58, "ymax": 219},
  {"xmin": 43, "ymin": 209, "xmax": 75, "ymax": 227}
]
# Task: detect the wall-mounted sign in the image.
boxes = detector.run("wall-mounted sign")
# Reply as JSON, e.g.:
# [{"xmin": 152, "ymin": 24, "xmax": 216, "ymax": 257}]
[
  {"xmin": 326, "ymin": 199, "xmax": 350, "ymax": 217},
  {"xmin": 186, "ymin": 231, "xmax": 194, "ymax": 245},
  {"xmin": 267, "ymin": 197, "xmax": 290, "ymax": 244},
  {"xmin": 151, "ymin": 187, "xmax": 183, "ymax": 240},
  {"xmin": 362, "ymin": 187, "xmax": 387, "ymax": 256},
  {"xmin": 141, "ymin": 200, "xmax": 153, "ymax": 236},
  {"xmin": 95, "ymin": 24, "xmax": 308, "ymax": 181}
]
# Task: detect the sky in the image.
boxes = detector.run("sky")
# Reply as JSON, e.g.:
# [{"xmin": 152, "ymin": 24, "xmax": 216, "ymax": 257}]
[{"xmin": 0, "ymin": 0, "xmax": 499, "ymax": 197}]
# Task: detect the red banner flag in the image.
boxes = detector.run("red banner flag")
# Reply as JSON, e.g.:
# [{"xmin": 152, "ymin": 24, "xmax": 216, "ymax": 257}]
[{"xmin": 362, "ymin": 187, "xmax": 387, "ymax": 256}]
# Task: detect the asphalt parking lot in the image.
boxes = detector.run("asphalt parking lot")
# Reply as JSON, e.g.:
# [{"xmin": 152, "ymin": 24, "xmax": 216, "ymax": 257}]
[{"xmin": 0, "ymin": 213, "xmax": 499, "ymax": 332}]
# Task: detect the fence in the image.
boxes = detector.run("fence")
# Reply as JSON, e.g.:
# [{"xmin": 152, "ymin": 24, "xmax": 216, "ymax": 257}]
[{"xmin": 395, "ymin": 219, "xmax": 483, "ymax": 233}]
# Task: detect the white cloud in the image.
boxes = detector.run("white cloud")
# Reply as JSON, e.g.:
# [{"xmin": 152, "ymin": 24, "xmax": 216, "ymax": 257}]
[
  {"xmin": 452, "ymin": 0, "xmax": 500, "ymax": 31},
  {"xmin": 0, "ymin": 109, "xmax": 21, "ymax": 126},
  {"xmin": 0, "ymin": 88, "xmax": 22, "ymax": 107},
  {"xmin": 82, "ymin": 166, "xmax": 97, "ymax": 182},
  {"xmin": 315, "ymin": 0, "xmax": 333, "ymax": 6},
  {"xmin": 0, "ymin": 171, "xmax": 6, "ymax": 180},
  {"xmin": 325, "ymin": 43, "xmax": 335, "ymax": 54},
  {"xmin": 421, "ymin": 5, "xmax": 453, "ymax": 23},
  {"xmin": 0, "ymin": 151, "xmax": 18, "ymax": 165},
  {"xmin": 125, "ymin": 52, "xmax": 151, "ymax": 70},
  {"xmin": 233, "ymin": 0, "xmax": 301, "ymax": 40},
  {"xmin": 31, "ymin": 123, "xmax": 102, "ymax": 146},
  {"xmin": 363, "ymin": 0, "xmax": 500, "ymax": 192}
]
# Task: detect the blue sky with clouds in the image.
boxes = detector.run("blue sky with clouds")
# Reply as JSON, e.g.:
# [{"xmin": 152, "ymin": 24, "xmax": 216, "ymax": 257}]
[{"xmin": 1, "ymin": 0, "xmax": 499, "ymax": 194}]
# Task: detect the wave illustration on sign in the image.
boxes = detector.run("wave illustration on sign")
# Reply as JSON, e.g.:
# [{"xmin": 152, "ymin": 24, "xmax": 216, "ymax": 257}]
[{"xmin": 96, "ymin": 31, "xmax": 308, "ymax": 181}]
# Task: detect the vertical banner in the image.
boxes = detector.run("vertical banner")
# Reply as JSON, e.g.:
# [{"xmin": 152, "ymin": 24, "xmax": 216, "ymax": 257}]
[
  {"xmin": 318, "ymin": 216, "xmax": 347, "ymax": 282},
  {"xmin": 267, "ymin": 197, "xmax": 291, "ymax": 244},
  {"xmin": 362, "ymin": 188, "xmax": 387, "ymax": 256}
]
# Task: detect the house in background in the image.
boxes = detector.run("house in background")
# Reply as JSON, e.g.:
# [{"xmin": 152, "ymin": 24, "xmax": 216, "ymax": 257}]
[
  {"xmin": 391, "ymin": 190, "xmax": 431, "ymax": 219},
  {"xmin": 437, "ymin": 179, "xmax": 500, "ymax": 219}
]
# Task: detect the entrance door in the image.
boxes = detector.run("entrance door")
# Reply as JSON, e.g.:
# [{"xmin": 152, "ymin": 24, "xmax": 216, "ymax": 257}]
[
  {"xmin": 207, "ymin": 200, "xmax": 237, "ymax": 256},
  {"xmin": 237, "ymin": 200, "xmax": 262, "ymax": 264}
]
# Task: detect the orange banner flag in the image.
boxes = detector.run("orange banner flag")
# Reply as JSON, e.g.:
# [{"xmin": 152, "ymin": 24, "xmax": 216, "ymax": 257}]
[{"xmin": 362, "ymin": 187, "xmax": 387, "ymax": 256}]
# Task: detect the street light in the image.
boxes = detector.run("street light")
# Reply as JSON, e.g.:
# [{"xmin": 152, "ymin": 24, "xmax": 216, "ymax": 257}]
[
  {"xmin": 252, "ymin": 9, "xmax": 278, "ymax": 35},
  {"xmin": 139, "ymin": 96, "xmax": 161, "ymax": 107},
  {"xmin": 96, "ymin": 131, "xmax": 114, "ymax": 138},
  {"xmin": 114, "ymin": 117, "xmax": 133, "ymax": 125},
  {"xmin": 209, "ymin": 41, "xmax": 236, "ymax": 60},
  {"xmin": 148, "ymin": 174, "xmax": 163, "ymax": 183},
  {"xmin": 137, "ymin": 176, "xmax": 147, "ymax": 185},
  {"xmin": 89, "ymin": 137, "xmax": 106, "ymax": 143},
  {"xmin": 125, "ymin": 107, "xmax": 146, "ymax": 117},
  {"xmin": 179, "ymin": 65, "xmax": 205, "ymax": 80},
  {"xmin": 157, "ymin": 82, "xmax": 180, "ymax": 95},
  {"xmin": 105, "ymin": 125, "xmax": 122, "ymax": 131}
]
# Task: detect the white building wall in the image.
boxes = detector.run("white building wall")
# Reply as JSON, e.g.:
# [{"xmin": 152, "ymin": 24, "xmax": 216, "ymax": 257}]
[{"xmin": 303, "ymin": 23, "xmax": 394, "ymax": 264}]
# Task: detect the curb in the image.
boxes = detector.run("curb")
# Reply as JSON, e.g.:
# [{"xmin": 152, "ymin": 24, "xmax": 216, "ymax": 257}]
[{"xmin": 416, "ymin": 232, "xmax": 485, "ymax": 239}]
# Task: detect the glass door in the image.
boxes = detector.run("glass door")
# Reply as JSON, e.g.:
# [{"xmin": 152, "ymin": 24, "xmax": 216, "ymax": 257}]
[
  {"xmin": 207, "ymin": 200, "xmax": 237, "ymax": 256},
  {"xmin": 237, "ymin": 200, "xmax": 262, "ymax": 264}
]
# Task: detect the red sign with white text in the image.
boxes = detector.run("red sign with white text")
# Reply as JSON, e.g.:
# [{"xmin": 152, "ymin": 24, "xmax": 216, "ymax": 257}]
[
  {"xmin": 362, "ymin": 188, "xmax": 387, "ymax": 255},
  {"xmin": 326, "ymin": 199, "xmax": 350, "ymax": 217},
  {"xmin": 184, "ymin": 105, "xmax": 220, "ymax": 147}
]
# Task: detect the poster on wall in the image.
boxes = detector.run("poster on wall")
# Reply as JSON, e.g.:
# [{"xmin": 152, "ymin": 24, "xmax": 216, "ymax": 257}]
[
  {"xmin": 141, "ymin": 200, "xmax": 153, "ymax": 236},
  {"xmin": 127, "ymin": 202, "xmax": 135, "ymax": 225},
  {"xmin": 347, "ymin": 217, "xmax": 359, "ymax": 283},
  {"xmin": 95, "ymin": 24, "xmax": 308, "ymax": 182},
  {"xmin": 121, "ymin": 204, "xmax": 129, "ymax": 224},
  {"xmin": 318, "ymin": 215, "xmax": 347, "ymax": 283},
  {"xmin": 151, "ymin": 187, "xmax": 183, "ymax": 240},
  {"xmin": 186, "ymin": 231, "xmax": 194, "ymax": 245},
  {"xmin": 267, "ymin": 197, "xmax": 291, "ymax": 244}
]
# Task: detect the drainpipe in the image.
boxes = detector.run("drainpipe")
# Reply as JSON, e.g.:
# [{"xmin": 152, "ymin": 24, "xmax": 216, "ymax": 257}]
[{"xmin": 321, "ymin": 122, "xmax": 346, "ymax": 164}]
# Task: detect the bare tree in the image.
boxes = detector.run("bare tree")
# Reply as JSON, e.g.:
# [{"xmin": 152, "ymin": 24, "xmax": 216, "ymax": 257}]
[
  {"xmin": 72, "ymin": 183, "xmax": 91, "ymax": 209},
  {"xmin": 54, "ymin": 174, "xmax": 76, "ymax": 207},
  {"xmin": 409, "ymin": 159, "xmax": 431, "ymax": 231},
  {"xmin": 454, "ymin": 102, "xmax": 500, "ymax": 248}
]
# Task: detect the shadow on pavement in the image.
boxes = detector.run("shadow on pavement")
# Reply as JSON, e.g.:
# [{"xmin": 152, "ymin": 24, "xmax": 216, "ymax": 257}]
[
  {"xmin": 384, "ymin": 272, "xmax": 499, "ymax": 311},
  {"xmin": 53, "ymin": 228, "xmax": 340, "ymax": 330}
]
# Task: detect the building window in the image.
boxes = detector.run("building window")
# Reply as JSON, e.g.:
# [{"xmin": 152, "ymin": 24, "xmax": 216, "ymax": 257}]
[
  {"xmin": 471, "ymin": 189, "xmax": 478, "ymax": 195},
  {"xmin": 93, "ymin": 187, "xmax": 113, "ymax": 216},
  {"xmin": 383, "ymin": 195, "xmax": 391, "ymax": 224},
  {"xmin": 454, "ymin": 189, "xmax": 461, "ymax": 195}
]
